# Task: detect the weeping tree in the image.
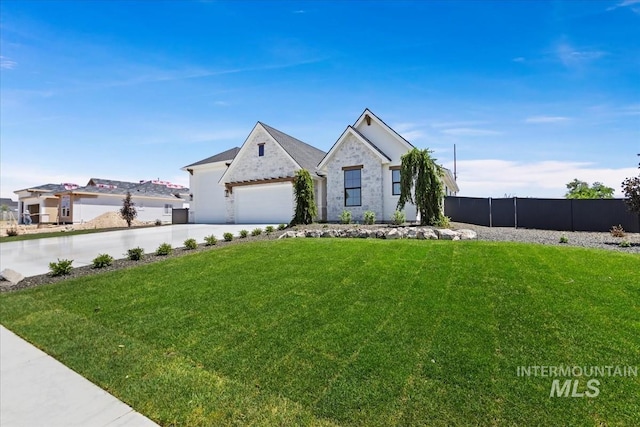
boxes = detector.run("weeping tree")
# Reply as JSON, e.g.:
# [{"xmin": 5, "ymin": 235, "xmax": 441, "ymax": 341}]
[
  {"xmin": 291, "ymin": 169, "xmax": 317, "ymax": 225},
  {"xmin": 120, "ymin": 191, "xmax": 137, "ymax": 228},
  {"xmin": 397, "ymin": 148, "xmax": 445, "ymax": 226}
]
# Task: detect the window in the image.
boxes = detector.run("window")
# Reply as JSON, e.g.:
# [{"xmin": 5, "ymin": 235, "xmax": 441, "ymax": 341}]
[
  {"xmin": 344, "ymin": 168, "xmax": 361, "ymax": 206},
  {"xmin": 392, "ymin": 169, "xmax": 401, "ymax": 195},
  {"xmin": 258, "ymin": 144, "xmax": 265, "ymax": 157},
  {"xmin": 164, "ymin": 204, "xmax": 172, "ymax": 214}
]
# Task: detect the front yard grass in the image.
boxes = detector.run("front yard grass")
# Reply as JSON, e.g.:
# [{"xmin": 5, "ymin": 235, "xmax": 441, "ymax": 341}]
[{"xmin": 1, "ymin": 239, "xmax": 639, "ymax": 426}]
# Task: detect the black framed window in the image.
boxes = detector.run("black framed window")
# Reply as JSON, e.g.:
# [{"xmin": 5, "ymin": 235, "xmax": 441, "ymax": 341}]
[
  {"xmin": 344, "ymin": 168, "xmax": 361, "ymax": 206},
  {"xmin": 258, "ymin": 144, "xmax": 265, "ymax": 156},
  {"xmin": 392, "ymin": 169, "xmax": 401, "ymax": 195}
]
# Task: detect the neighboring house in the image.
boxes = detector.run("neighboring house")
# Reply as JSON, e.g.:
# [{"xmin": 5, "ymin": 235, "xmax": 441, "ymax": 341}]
[
  {"xmin": 14, "ymin": 179, "xmax": 189, "ymax": 224},
  {"xmin": 14, "ymin": 183, "xmax": 74, "ymax": 224},
  {"xmin": 184, "ymin": 109, "xmax": 459, "ymax": 224},
  {"xmin": 0, "ymin": 197, "xmax": 19, "ymax": 221}
]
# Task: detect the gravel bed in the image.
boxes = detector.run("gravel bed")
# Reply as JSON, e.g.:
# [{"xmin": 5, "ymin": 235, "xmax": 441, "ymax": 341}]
[
  {"xmin": 450, "ymin": 222, "xmax": 640, "ymax": 254},
  {"xmin": 2, "ymin": 224, "xmax": 636, "ymax": 292}
]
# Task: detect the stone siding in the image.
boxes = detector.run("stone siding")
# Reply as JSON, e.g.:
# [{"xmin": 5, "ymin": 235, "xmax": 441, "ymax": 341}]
[
  {"xmin": 224, "ymin": 127, "xmax": 299, "ymax": 183},
  {"xmin": 325, "ymin": 134, "xmax": 384, "ymax": 222}
]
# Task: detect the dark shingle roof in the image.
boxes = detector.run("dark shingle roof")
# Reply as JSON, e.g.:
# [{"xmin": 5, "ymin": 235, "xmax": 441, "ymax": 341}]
[
  {"xmin": 15, "ymin": 183, "xmax": 72, "ymax": 193},
  {"xmin": 183, "ymin": 147, "xmax": 241, "ymax": 168},
  {"xmin": 259, "ymin": 122, "xmax": 326, "ymax": 171}
]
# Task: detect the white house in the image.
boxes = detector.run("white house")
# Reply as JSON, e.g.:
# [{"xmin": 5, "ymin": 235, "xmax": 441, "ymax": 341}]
[
  {"xmin": 184, "ymin": 109, "xmax": 459, "ymax": 224},
  {"xmin": 15, "ymin": 178, "xmax": 189, "ymax": 224}
]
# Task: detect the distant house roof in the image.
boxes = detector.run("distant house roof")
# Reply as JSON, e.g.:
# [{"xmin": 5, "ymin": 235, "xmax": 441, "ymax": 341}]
[
  {"xmin": 259, "ymin": 122, "xmax": 327, "ymax": 171},
  {"xmin": 183, "ymin": 147, "xmax": 241, "ymax": 169},
  {"xmin": 0, "ymin": 198, "xmax": 18, "ymax": 209},
  {"xmin": 14, "ymin": 183, "xmax": 74, "ymax": 195}
]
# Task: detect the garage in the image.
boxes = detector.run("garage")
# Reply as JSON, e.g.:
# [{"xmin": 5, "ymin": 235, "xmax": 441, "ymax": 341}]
[{"xmin": 234, "ymin": 182, "xmax": 294, "ymax": 224}]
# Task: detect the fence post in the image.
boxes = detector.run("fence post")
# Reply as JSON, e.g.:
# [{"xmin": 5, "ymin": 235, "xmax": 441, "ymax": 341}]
[
  {"xmin": 514, "ymin": 197, "xmax": 518, "ymax": 229},
  {"xmin": 489, "ymin": 197, "xmax": 492, "ymax": 227}
]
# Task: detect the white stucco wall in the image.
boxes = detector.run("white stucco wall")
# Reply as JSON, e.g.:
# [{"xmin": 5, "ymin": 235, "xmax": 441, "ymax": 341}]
[
  {"xmin": 324, "ymin": 133, "xmax": 384, "ymax": 222},
  {"xmin": 188, "ymin": 163, "xmax": 227, "ymax": 223},
  {"xmin": 354, "ymin": 118, "xmax": 412, "ymax": 163}
]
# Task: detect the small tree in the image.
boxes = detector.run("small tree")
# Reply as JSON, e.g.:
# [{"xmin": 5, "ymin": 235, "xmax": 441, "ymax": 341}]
[
  {"xmin": 565, "ymin": 179, "xmax": 614, "ymax": 199},
  {"xmin": 120, "ymin": 191, "xmax": 137, "ymax": 228},
  {"xmin": 397, "ymin": 148, "xmax": 445, "ymax": 226},
  {"xmin": 291, "ymin": 169, "xmax": 317, "ymax": 225},
  {"xmin": 622, "ymin": 174, "xmax": 640, "ymax": 215}
]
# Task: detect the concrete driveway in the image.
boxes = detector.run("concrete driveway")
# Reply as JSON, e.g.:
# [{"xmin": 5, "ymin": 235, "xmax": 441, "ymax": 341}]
[{"xmin": 1, "ymin": 224, "xmax": 273, "ymax": 277}]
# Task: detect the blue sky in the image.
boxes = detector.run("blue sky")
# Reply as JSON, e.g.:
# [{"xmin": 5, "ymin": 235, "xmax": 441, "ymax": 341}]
[{"xmin": 1, "ymin": 0, "xmax": 639, "ymax": 199}]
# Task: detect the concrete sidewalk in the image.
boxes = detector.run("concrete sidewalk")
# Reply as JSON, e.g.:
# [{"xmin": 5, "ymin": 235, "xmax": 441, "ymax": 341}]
[{"xmin": 0, "ymin": 326, "xmax": 158, "ymax": 427}]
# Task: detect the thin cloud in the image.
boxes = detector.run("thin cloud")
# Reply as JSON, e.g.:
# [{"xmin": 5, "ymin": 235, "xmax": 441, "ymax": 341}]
[
  {"xmin": 292, "ymin": 10, "xmax": 306, "ymax": 14},
  {"xmin": 448, "ymin": 159, "xmax": 635, "ymax": 198},
  {"xmin": 440, "ymin": 128, "xmax": 503, "ymax": 136},
  {"xmin": 0, "ymin": 56, "xmax": 17, "ymax": 69},
  {"xmin": 556, "ymin": 43, "xmax": 606, "ymax": 67},
  {"xmin": 525, "ymin": 116, "xmax": 571, "ymax": 124},
  {"xmin": 512, "ymin": 57, "xmax": 526, "ymax": 63},
  {"xmin": 430, "ymin": 120, "xmax": 488, "ymax": 129},
  {"xmin": 606, "ymin": 0, "xmax": 640, "ymax": 11}
]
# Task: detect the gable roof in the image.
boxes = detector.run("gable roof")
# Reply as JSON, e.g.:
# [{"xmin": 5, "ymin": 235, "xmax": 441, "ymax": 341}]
[
  {"xmin": 259, "ymin": 122, "xmax": 326, "ymax": 171},
  {"xmin": 182, "ymin": 147, "xmax": 241, "ymax": 169},
  {"xmin": 317, "ymin": 125, "xmax": 392, "ymax": 170},
  {"xmin": 354, "ymin": 108, "xmax": 415, "ymax": 151}
]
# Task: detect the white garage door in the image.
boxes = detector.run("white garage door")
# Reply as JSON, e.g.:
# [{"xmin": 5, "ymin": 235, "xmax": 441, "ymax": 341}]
[{"xmin": 235, "ymin": 182, "xmax": 294, "ymax": 224}]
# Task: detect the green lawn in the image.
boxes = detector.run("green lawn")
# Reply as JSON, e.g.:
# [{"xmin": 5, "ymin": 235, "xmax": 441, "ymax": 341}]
[{"xmin": 1, "ymin": 239, "xmax": 639, "ymax": 426}]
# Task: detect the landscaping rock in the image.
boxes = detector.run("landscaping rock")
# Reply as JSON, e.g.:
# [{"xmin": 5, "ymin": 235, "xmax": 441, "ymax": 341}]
[
  {"xmin": 435, "ymin": 229, "xmax": 459, "ymax": 240},
  {"xmin": 386, "ymin": 228, "xmax": 401, "ymax": 239},
  {"xmin": 321, "ymin": 229, "xmax": 336, "ymax": 238},
  {"xmin": 0, "ymin": 269, "xmax": 24, "ymax": 285},
  {"xmin": 305, "ymin": 230, "xmax": 322, "ymax": 238},
  {"xmin": 457, "ymin": 229, "xmax": 478, "ymax": 240},
  {"xmin": 406, "ymin": 228, "xmax": 418, "ymax": 239},
  {"xmin": 278, "ymin": 231, "xmax": 297, "ymax": 239}
]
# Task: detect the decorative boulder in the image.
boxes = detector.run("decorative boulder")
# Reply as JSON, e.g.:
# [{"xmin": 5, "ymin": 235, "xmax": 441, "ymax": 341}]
[
  {"xmin": 435, "ymin": 229, "xmax": 459, "ymax": 240},
  {"xmin": 1, "ymin": 268, "xmax": 25, "ymax": 285},
  {"xmin": 457, "ymin": 229, "xmax": 478, "ymax": 240},
  {"xmin": 386, "ymin": 228, "xmax": 401, "ymax": 239},
  {"xmin": 417, "ymin": 228, "xmax": 438, "ymax": 240}
]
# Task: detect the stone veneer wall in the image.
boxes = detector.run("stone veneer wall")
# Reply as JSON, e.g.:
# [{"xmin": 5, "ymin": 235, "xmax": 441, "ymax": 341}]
[
  {"xmin": 224, "ymin": 126, "xmax": 300, "ymax": 223},
  {"xmin": 325, "ymin": 133, "xmax": 384, "ymax": 222},
  {"xmin": 224, "ymin": 127, "xmax": 299, "ymax": 183}
]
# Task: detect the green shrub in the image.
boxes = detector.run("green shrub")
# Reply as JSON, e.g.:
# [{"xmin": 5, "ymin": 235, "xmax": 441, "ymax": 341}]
[
  {"xmin": 610, "ymin": 225, "xmax": 625, "ymax": 238},
  {"xmin": 156, "ymin": 242, "xmax": 173, "ymax": 256},
  {"xmin": 6, "ymin": 227, "xmax": 18, "ymax": 237},
  {"xmin": 392, "ymin": 210, "xmax": 406, "ymax": 226},
  {"xmin": 184, "ymin": 238, "xmax": 197, "ymax": 250},
  {"xmin": 265, "ymin": 225, "xmax": 275, "ymax": 234},
  {"xmin": 204, "ymin": 235, "xmax": 217, "ymax": 246},
  {"xmin": 340, "ymin": 210, "xmax": 352, "ymax": 224},
  {"xmin": 239, "ymin": 229, "xmax": 249, "ymax": 238},
  {"xmin": 127, "ymin": 247, "xmax": 144, "ymax": 261},
  {"xmin": 619, "ymin": 240, "xmax": 631, "ymax": 248},
  {"xmin": 363, "ymin": 210, "xmax": 376, "ymax": 225},
  {"xmin": 277, "ymin": 223, "xmax": 287, "ymax": 231},
  {"xmin": 49, "ymin": 259, "xmax": 73, "ymax": 276},
  {"xmin": 251, "ymin": 228, "xmax": 263, "ymax": 236},
  {"xmin": 436, "ymin": 215, "xmax": 451, "ymax": 228},
  {"xmin": 92, "ymin": 253, "xmax": 114, "ymax": 269},
  {"xmin": 559, "ymin": 235, "xmax": 569, "ymax": 244},
  {"xmin": 223, "ymin": 232, "xmax": 233, "ymax": 242}
]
